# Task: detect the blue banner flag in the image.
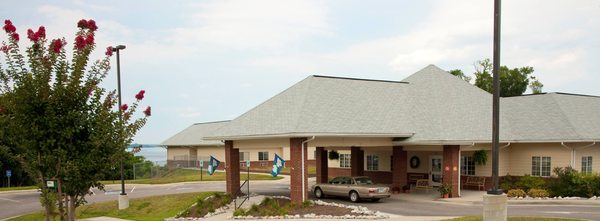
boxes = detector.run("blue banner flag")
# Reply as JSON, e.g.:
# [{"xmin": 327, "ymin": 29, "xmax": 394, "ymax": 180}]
[
  {"xmin": 271, "ymin": 154, "xmax": 285, "ymax": 177},
  {"xmin": 207, "ymin": 155, "xmax": 220, "ymax": 175}
]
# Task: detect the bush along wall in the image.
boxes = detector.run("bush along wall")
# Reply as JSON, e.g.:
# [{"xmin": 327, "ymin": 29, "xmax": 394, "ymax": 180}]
[
  {"xmin": 549, "ymin": 167, "xmax": 600, "ymax": 198},
  {"xmin": 502, "ymin": 167, "xmax": 600, "ymax": 198}
]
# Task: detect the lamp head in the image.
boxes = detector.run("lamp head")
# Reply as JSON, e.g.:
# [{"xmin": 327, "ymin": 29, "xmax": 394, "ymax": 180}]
[{"xmin": 111, "ymin": 45, "xmax": 126, "ymax": 52}]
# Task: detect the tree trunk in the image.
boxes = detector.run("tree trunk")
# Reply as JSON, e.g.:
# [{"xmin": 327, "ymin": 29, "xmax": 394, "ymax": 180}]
[
  {"xmin": 68, "ymin": 195, "xmax": 77, "ymax": 221},
  {"xmin": 57, "ymin": 178, "xmax": 66, "ymax": 221}
]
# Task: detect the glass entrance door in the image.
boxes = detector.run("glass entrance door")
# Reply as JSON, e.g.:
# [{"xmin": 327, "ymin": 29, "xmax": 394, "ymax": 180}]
[{"xmin": 429, "ymin": 155, "xmax": 443, "ymax": 186}]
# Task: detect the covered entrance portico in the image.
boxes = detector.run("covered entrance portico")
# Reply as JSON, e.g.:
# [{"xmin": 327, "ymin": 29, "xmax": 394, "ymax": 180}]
[{"xmin": 222, "ymin": 136, "xmax": 463, "ymax": 203}]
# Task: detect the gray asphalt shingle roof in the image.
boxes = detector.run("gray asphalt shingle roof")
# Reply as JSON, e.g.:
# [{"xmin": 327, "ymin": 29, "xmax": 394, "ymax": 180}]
[
  {"xmin": 161, "ymin": 121, "xmax": 229, "ymax": 146},
  {"xmin": 502, "ymin": 93, "xmax": 600, "ymax": 141},
  {"xmin": 206, "ymin": 75, "xmax": 414, "ymax": 139},
  {"xmin": 195, "ymin": 65, "xmax": 600, "ymax": 143}
]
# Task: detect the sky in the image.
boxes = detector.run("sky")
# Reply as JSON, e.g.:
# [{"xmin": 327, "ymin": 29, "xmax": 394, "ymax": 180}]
[{"xmin": 1, "ymin": 0, "xmax": 599, "ymax": 144}]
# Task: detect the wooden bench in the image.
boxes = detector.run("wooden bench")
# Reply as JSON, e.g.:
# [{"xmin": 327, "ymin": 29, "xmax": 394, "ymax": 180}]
[
  {"xmin": 408, "ymin": 174, "xmax": 425, "ymax": 185},
  {"xmin": 463, "ymin": 176, "xmax": 485, "ymax": 191}
]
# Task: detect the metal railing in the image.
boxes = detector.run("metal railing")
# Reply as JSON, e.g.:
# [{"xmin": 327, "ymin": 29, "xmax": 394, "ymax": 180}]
[{"xmin": 234, "ymin": 180, "xmax": 249, "ymax": 209}]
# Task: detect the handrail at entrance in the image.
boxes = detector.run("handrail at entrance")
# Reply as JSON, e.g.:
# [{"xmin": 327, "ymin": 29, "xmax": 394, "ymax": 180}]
[{"xmin": 234, "ymin": 180, "xmax": 249, "ymax": 209}]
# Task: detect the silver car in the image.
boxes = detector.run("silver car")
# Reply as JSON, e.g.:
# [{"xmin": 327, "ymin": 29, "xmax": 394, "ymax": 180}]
[{"xmin": 311, "ymin": 176, "xmax": 391, "ymax": 202}]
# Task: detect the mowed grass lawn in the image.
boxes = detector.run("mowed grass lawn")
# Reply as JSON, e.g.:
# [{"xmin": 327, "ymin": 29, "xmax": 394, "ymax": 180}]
[
  {"xmin": 445, "ymin": 217, "xmax": 584, "ymax": 221},
  {"xmin": 252, "ymin": 166, "xmax": 316, "ymax": 175},
  {"xmin": 0, "ymin": 186, "xmax": 37, "ymax": 192},
  {"xmin": 103, "ymin": 168, "xmax": 283, "ymax": 185},
  {"xmin": 9, "ymin": 192, "xmax": 214, "ymax": 221}
]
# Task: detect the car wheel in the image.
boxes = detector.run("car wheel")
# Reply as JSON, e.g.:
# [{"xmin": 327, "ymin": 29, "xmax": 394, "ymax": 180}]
[
  {"xmin": 371, "ymin": 198, "xmax": 381, "ymax": 202},
  {"xmin": 314, "ymin": 188, "xmax": 324, "ymax": 199},
  {"xmin": 349, "ymin": 191, "xmax": 359, "ymax": 202}
]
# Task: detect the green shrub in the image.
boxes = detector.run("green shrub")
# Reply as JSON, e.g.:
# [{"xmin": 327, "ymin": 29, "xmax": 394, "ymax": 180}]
[
  {"xmin": 515, "ymin": 175, "xmax": 546, "ymax": 192},
  {"xmin": 301, "ymin": 200, "xmax": 313, "ymax": 208},
  {"xmin": 221, "ymin": 194, "xmax": 232, "ymax": 207},
  {"xmin": 249, "ymin": 204, "xmax": 260, "ymax": 213},
  {"xmin": 527, "ymin": 188, "xmax": 549, "ymax": 198},
  {"xmin": 507, "ymin": 189, "xmax": 526, "ymax": 198},
  {"xmin": 233, "ymin": 208, "xmax": 246, "ymax": 216},
  {"xmin": 213, "ymin": 192, "xmax": 223, "ymax": 199},
  {"xmin": 550, "ymin": 166, "xmax": 600, "ymax": 197},
  {"xmin": 500, "ymin": 174, "xmax": 516, "ymax": 192},
  {"xmin": 260, "ymin": 197, "xmax": 275, "ymax": 206},
  {"xmin": 207, "ymin": 203, "xmax": 215, "ymax": 213}
]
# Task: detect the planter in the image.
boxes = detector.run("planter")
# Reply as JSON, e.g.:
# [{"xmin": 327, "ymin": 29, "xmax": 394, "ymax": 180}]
[{"xmin": 442, "ymin": 193, "xmax": 449, "ymax": 198}]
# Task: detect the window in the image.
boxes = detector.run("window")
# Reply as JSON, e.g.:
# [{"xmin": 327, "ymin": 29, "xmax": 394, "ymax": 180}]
[
  {"xmin": 461, "ymin": 156, "xmax": 475, "ymax": 175},
  {"xmin": 367, "ymin": 155, "xmax": 379, "ymax": 171},
  {"xmin": 239, "ymin": 152, "xmax": 249, "ymax": 162},
  {"xmin": 532, "ymin": 156, "xmax": 551, "ymax": 177},
  {"xmin": 258, "ymin": 152, "xmax": 269, "ymax": 161},
  {"xmin": 582, "ymin": 156, "xmax": 593, "ymax": 174},
  {"xmin": 339, "ymin": 154, "xmax": 351, "ymax": 168}
]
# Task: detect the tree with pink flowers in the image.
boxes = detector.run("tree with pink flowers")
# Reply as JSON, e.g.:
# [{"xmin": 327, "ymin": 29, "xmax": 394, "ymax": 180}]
[{"xmin": 0, "ymin": 19, "xmax": 151, "ymax": 220}]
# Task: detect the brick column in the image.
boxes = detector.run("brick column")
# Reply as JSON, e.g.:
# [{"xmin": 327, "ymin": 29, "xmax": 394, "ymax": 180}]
[
  {"xmin": 351, "ymin": 146, "xmax": 364, "ymax": 176},
  {"xmin": 225, "ymin": 140, "xmax": 240, "ymax": 195},
  {"xmin": 315, "ymin": 147, "xmax": 328, "ymax": 184},
  {"xmin": 392, "ymin": 146, "xmax": 407, "ymax": 191},
  {"xmin": 290, "ymin": 137, "xmax": 308, "ymax": 203},
  {"xmin": 443, "ymin": 145, "xmax": 460, "ymax": 198}
]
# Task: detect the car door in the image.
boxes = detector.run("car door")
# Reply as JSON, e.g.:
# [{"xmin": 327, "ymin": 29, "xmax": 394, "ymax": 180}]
[
  {"xmin": 324, "ymin": 177, "xmax": 343, "ymax": 196},
  {"xmin": 335, "ymin": 177, "xmax": 352, "ymax": 196}
]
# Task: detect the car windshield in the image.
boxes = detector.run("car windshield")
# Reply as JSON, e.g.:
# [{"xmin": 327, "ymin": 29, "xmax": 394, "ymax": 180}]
[{"xmin": 354, "ymin": 177, "xmax": 373, "ymax": 184}]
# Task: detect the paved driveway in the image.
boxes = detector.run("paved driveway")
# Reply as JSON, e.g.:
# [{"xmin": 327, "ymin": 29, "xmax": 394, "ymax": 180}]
[{"xmin": 2, "ymin": 178, "xmax": 600, "ymax": 220}]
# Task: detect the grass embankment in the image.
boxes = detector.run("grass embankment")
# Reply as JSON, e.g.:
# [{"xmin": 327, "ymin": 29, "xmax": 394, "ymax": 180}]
[
  {"xmin": 252, "ymin": 166, "xmax": 316, "ymax": 175},
  {"xmin": 0, "ymin": 186, "xmax": 37, "ymax": 192},
  {"xmin": 9, "ymin": 192, "xmax": 215, "ymax": 221},
  {"xmin": 102, "ymin": 168, "xmax": 283, "ymax": 185},
  {"xmin": 445, "ymin": 217, "xmax": 583, "ymax": 221}
]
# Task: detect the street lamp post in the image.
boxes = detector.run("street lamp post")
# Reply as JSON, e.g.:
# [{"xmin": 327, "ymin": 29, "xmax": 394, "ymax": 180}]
[
  {"xmin": 483, "ymin": 0, "xmax": 508, "ymax": 220},
  {"xmin": 112, "ymin": 45, "xmax": 129, "ymax": 210}
]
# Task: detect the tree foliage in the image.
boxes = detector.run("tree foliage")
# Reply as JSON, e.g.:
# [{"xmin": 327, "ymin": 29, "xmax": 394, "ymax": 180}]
[
  {"xmin": 472, "ymin": 58, "xmax": 543, "ymax": 97},
  {"xmin": 448, "ymin": 69, "xmax": 472, "ymax": 83},
  {"xmin": 0, "ymin": 19, "xmax": 151, "ymax": 220}
]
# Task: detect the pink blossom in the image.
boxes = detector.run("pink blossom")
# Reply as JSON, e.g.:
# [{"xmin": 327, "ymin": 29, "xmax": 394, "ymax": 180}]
[
  {"xmin": 11, "ymin": 33, "xmax": 19, "ymax": 42},
  {"xmin": 3, "ymin": 20, "xmax": 16, "ymax": 33},
  {"xmin": 135, "ymin": 90, "xmax": 145, "ymax": 100},
  {"xmin": 74, "ymin": 35, "xmax": 86, "ymax": 50},
  {"xmin": 143, "ymin": 106, "xmax": 151, "ymax": 117},
  {"xmin": 27, "ymin": 29, "xmax": 38, "ymax": 42},
  {"xmin": 85, "ymin": 33, "xmax": 94, "ymax": 45},
  {"xmin": 0, "ymin": 44, "xmax": 9, "ymax": 53},
  {"xmin": 37, "ymin": 26, "xmax": 45, "ymax": 39},
  {"xmin": 50, "ymin": 39, "xmax": 64, "ymax": 54},
  {"xmin": 77, "ymin": 19, "xmax": 88, "ymax": 29},
  {"xmin": 77, "ymin": 19, "xmax": 98, "ymax": 31},
  {"xmin": 120, "ymin": 104, "xmax": 128, "ymax": 111},
  {"xmin": 105, "ymin": 46, "xmax": 113, "ymax": 57},
  {"xmin": 87, "ymin": 20, "xmax": 97, "ymax": 31}
]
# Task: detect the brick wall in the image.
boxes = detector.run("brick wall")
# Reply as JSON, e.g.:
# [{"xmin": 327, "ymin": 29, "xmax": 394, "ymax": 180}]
[{"xmin": 289, "ymin": 138, "xmax": 308, "ymax": 203}]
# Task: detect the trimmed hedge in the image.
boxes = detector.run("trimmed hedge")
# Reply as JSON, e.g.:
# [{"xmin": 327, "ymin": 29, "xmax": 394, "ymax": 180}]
[
  {"xmin": 527, "ymin": 189, "xmax": 549, "ymax": 198},
  {"xmin": 507, "ymin": 189, "xmax": 526, "ymax": 198}
]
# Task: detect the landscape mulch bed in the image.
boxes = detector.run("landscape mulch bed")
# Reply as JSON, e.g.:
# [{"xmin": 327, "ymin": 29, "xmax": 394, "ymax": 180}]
[
  {"xmin": 246, "ymin": 198, "xmax": 359, "ymax": 217},
  {"xmin": 180, "ymin": 194, "xmax": 231, "ymax": 218}
]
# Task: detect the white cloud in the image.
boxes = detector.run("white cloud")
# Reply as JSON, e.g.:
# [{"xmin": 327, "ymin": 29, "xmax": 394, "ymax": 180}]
[
  {"xmin": 246, "ymin": 0, "xmax": 600, "ymax": 87},
  {"xmin": 185, "ymin": 0, "xmax": 332, "ymax": 49}
]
